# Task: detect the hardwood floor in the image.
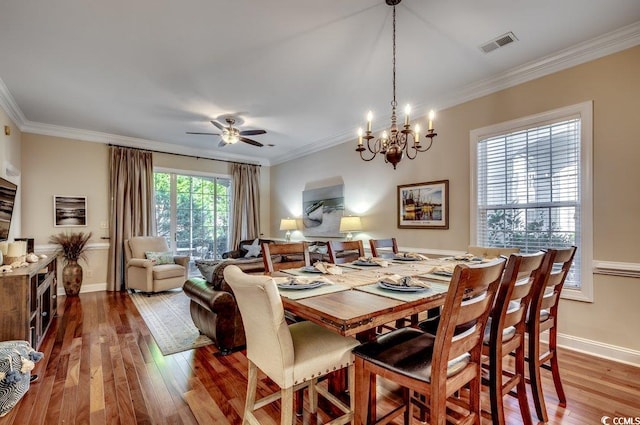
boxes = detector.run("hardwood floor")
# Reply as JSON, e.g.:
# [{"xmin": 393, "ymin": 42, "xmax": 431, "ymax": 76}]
[{"xmin": 1, "ymin": 291, "xmax": 639, "ymax": 424}]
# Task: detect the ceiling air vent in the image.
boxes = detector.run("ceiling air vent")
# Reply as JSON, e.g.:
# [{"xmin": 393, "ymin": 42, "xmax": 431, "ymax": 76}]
[{"xmin": 479, "ymin": 32, "xmax": 518, "ymax": 54}]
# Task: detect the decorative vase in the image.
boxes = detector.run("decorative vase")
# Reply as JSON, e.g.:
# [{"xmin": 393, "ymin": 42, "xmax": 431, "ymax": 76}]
[{"xmin": 62, "ymin": 260, "xmax": 83, "ymax": 296}]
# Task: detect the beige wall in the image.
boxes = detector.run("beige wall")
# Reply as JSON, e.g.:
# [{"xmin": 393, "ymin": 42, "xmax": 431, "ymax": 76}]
[
  {"xmin": 19, "ymin": 136, "xmax": 271, "ymax": 287},
  {"xmin": 270, "ymin": 46, "xmax": 640, "ymax": 353}
]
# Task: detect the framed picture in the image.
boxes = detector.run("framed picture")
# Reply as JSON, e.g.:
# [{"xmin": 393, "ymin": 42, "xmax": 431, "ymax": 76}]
[
  {"xmin": 302, "ymin": 184, "xmax": 345, "ymax": 237},
  {"xmin": 397, "ymin": 180, "xmax": 449, "ymax": 229},
  {"xmin": 53, "ymin": 195, "xmax": 87, "ymax": 227}
]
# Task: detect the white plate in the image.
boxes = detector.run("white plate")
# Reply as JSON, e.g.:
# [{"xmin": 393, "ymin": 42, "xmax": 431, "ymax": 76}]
[
  {"xmin": 378, "ymin": 281, "xmax": 429, "ymax": 292},
  {"xmin": 277, "ymin": 281, "xmax": 326, "ymax": 290},
  {"xmin": 300, "ymin": 266, "xmax": 323, "ymax": 273},
  {"xmin": 432, "ymin": 270, "xmax": 453, "ymax": 277}
]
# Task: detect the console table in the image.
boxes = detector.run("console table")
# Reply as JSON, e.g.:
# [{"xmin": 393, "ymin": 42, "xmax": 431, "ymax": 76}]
[{"xmin": 0, "ymin": 254, "xmax": 58, "ymax": 349}]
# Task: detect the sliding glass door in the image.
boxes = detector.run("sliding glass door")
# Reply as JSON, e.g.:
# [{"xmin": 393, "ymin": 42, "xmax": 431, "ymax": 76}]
[{"xmin": 154, "ymin": 171, "xmax": 231, "ymax": 275}]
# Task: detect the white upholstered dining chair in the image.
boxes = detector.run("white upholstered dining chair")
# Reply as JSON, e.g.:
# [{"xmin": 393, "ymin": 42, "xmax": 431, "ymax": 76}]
[{"xmin": 223, "ymin": 265, "xmax": 358, "ymax": 424}]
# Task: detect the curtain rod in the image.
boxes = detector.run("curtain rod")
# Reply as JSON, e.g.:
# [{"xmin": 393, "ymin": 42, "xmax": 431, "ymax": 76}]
[{"xmin": 108, "ymin": 144, "xmax": 262, "ymax": 167}]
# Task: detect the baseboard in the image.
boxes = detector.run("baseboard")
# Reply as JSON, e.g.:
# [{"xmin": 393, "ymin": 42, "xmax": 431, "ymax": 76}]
[
  {"xmin": 57, "ymin": 282, "xmax": 107, "ymax": 296},
  {"xmin": 540, "ymin": 332, "xmax": 640, "ymax": 367}
]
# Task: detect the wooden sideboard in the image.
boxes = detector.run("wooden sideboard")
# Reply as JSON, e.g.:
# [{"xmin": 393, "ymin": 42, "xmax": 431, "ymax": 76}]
[{"xmin": 0, "ymin": 254, "xmax": 58, "ymax": 349}]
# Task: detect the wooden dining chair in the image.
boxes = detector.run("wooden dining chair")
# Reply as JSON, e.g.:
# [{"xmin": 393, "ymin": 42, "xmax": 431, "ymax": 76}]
[
  {"xmin": 481, "ymin": 251, "xmax": 547, "ymax": 425},
  {"xmin": 223, "ymin": 265, "xmax": 358, "ymax": 424},
  {"xmin": 353, "ymin": 258, "xmax": 506, "ymax": 425},
  {"xmin": 327, "ymin": 240, "xmax": 365, "ymax": 264},
  {"xmin": 526, "ymin": 246, "xmax": 577, "ymax": 423},
  {"xmin": 369, "ymin": 238, "xmax": 398, "ymax": 258},
  {"xmin": 261, "ymin": 242, "xmax": 311, "ymax": 272}
]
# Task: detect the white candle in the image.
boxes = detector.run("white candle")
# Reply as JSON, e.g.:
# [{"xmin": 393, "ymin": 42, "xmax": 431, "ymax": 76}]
[
  {"xmin": 428, "ymin": 110, "xmax": 435, "ymax": 130},
  {"xmin": 357, "ymin": 128, "xmax": 363, "ymax": 145},
  {"xmin": 366, "ymin": 111, "xmax": 373, "ymax": 132},
  {"xmin": 404, "ymin": 105, "xmax": 411, "ymax": 126},
  {"xmin": 414, "ymin": 124, "xmax": 420, "ymax": 146}
]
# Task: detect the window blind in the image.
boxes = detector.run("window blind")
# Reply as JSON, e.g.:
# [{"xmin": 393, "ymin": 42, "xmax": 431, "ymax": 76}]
[{"xmin": 476, "ymin": 118, "xmax": 581, "ymax": 287}]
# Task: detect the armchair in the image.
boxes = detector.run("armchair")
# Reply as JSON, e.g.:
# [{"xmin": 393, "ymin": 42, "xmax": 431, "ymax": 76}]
[{"xmin": 125, "ymin": 236, "xmax": 189, "ymax": 293}]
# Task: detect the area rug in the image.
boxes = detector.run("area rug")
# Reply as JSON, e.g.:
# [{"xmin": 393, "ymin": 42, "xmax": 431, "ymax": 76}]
[{"xmin": 129, "ymin": 289, "xmax": 214, "ymax": 356}]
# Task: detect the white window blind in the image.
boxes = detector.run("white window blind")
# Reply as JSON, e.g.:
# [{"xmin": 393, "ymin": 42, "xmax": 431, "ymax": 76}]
[{"xmin": 476, "ymin": 118, "xmax": 581, "ymax": 288}]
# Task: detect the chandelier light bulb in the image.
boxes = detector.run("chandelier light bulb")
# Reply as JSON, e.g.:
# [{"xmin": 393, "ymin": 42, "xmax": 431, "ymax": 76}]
[
  {"xmin": 428, "ymin": 110, "xmax": 435, "ymax": 130},
  {"xmin": 404, "ymin": 105, "xmax": 411, "ymax": 126},
  {"xmin": 357, "ymin": 128, "xmax": 363, "ymax": 145},
  {"xmin": 366, "ymin": 111, "xmax": 373, "ymax": 132}
]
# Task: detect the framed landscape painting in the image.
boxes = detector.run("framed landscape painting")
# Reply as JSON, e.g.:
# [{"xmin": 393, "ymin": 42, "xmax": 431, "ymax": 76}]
[
  {"xmin": 397, "ymin": 180, "xmax": 449, "ymax": 229},
  {"xmin": 53, "ymin": 195, "xmax": 87, "ymax": 227}
]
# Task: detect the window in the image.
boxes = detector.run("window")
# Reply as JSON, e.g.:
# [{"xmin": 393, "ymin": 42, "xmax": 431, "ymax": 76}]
[
  {"xmin": 154, "ymin": 170, "xmax": 231, "ymax": 275},
  {"xmin": 470, "ymin": 102, "xmax": 593, "ymax": 301}
]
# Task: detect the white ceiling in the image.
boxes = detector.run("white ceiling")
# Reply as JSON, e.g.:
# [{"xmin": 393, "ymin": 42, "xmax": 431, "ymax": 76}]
[{"xmin": 1, "ymin": 0, "xmax": 639, "ymax": 165}]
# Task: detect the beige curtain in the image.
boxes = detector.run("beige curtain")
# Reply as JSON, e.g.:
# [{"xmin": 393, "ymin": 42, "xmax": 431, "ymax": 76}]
[
  {"xmin": 106, "ymin": 146, "xmax": 154, "ymax": 291},
  {"xmin": 231, "ymin": 163, "xmax": 260, "ymax": 248}
]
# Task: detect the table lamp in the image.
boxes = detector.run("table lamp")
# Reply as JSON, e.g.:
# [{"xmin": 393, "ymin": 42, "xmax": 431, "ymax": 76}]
[
  {"xmin": 339, "ymin": 216, "xmax": 362, "ymax": 241},
  {"xmin": 279, "ymin": 218, "xmax": 298, "ymax": 242}
]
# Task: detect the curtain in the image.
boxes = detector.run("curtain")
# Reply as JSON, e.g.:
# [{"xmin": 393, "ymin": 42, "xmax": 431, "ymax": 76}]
[
  {"xmin": 106, "ymin": 146, "xmax": 154, "ymax": 291},
  {"xmin": 231, "ymin": 163, "xmax": 260, "ymax": 248}
]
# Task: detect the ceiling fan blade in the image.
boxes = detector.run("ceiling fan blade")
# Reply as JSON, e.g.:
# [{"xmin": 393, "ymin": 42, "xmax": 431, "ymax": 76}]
[
  {"xmin": 186, "ymin": 131, "xmax": 221, "ymax": 136},
  {"xmin": 239, "ymin": 137, "xmax": 264, "ymax": 147},
  {"xmin": 239, "ymin": 129, "xmax": 267, "ymax": 136},
  {"xmin": 211, "ymin": 120, "xmax": 225, "ymax": 131},
  {"xmin": 218, "ymin": 140, "xmax": 227, "ymax": 147}
]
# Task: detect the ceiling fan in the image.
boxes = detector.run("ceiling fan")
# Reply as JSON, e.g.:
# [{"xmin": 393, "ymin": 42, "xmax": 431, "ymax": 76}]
[{"xmin": 186, "ymin": 116, "xmax": 266, "ymax": 147}]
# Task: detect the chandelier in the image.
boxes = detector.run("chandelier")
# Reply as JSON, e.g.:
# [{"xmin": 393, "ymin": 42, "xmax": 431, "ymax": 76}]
[{"xmin": 356, "ymin": 0, "xmax": 437, "ymax": 169}]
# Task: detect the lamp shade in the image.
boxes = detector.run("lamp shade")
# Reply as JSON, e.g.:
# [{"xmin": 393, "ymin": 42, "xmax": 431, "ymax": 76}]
[
  {"xmin": 339, "ymin": 216, "xmax": 362, "ymax": 233},
  {"xmin": 279, "ymin": 218, "xmax": 298, "ymax": 231}
]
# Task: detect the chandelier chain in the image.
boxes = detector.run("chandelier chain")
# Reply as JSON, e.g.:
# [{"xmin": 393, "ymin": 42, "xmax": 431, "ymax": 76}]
[{"xmin": 391, "ymin": 4, "xmax": 397, "ymax": 108}]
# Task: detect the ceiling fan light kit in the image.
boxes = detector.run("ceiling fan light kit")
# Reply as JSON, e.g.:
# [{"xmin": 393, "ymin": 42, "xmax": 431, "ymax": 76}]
[
  {"xmin": 356, "ymin": 0, "xmax": 438, "ymax": 169},
  {"xmin": 187, "ymin": 116, "xmax": 266, "ymax": 147}
]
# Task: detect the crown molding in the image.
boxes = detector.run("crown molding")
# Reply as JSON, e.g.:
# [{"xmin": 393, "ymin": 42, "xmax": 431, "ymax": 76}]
[
  {"xmin": 2, "ymin": 21, "xmax": 639, "ymax": 167},
  {"xmin": 20, "ymin": 121, "xmax": 270, "ymax": 166},
  {"xmin": 0, "ymin": 77, "xmax": 26, "ymax": 128}
]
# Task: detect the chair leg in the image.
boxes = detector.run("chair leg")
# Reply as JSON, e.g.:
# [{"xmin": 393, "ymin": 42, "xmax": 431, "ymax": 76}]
[
  {"xmin": 549, "ymin": 328, "xmax": 567, "ymax": 407},
  {"xmin": 528, "ymin": 335, "xmax": 548, "ymax": 423},
  {"xmin": 468, "ymin": 371, "xmax": 482, "ymax": 425},
  {"xmin": 281, "ymin": 387, "xmax": 294, "ymax": 425},
  {"xmin": 515, "ymin": 346, "xmax": 533, "ymax": 425},
  {"xmin": 309, "ymin": 378, "xmax": 318, "ymax": 414},
  {"xmin": 354, "ymin": 357, "xmax": 374, "ymax": 425},
  {"xmin": 488, "ymin": 348, "xmax": 505, "ymax": 425},
  {"xmin": 244, "ymin": 361, "xmax": 258, "ymax": 425},
  {"xmin": 348, "ymin": 364, "xmax": 356, "ymax": 423},
  {"xmin": 402, "ymin": 387, "xmax": 411, "ymax": 424}
]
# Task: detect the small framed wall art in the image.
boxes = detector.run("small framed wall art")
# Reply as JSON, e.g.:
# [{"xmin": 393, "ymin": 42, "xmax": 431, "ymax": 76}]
[
  {"xmin": 397, "ymin": 180, "xmax": 449, "ymax": 229},
  {"xmin": 53, "ymin": 195, "xmax": 88, "ymax": 227}
]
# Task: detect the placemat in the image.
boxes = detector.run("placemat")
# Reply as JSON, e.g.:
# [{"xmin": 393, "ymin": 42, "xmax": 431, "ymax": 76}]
[
  {"xmin": 278, "ymin": 283, "xmax": 351, "ymax": 300},
  {"xmin": 355, "ymin": 281, "xmax": 450, "ymax": 302}
]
